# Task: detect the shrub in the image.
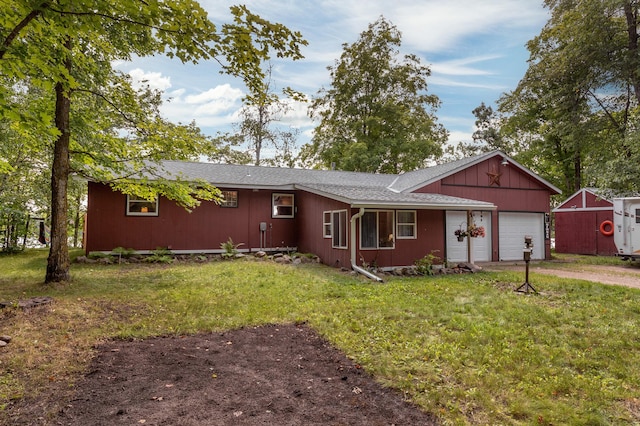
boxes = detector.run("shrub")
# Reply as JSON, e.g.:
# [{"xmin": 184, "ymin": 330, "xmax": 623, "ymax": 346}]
[
  {"xmin": 414, "ymin": 250, "xmax": 441, "ymax": 275},
  {"xmin": 144, "ymin": 247, "xmax": 174, "ymax": 264},
  {"xmin": 220, "ymin": 238, "xmax": 244, "ymax": 259}
]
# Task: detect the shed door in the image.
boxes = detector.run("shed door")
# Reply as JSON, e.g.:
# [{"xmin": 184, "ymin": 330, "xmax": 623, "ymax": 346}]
[
  {"xmin": 499, "ymin": 212, "xmax": 544, "ymax": 260},
  {"xmin": 446, "ymin": 211, "xmax": 492, "ymax": 263}
]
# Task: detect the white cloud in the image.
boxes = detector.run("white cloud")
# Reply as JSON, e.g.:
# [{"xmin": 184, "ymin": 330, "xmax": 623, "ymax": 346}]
[
  {"xmin": 430, "ymin": 55, "xmax": 500, "ymax": 76},
  {"xmin": 446, "ymin": 130, "xmax": 474, "ymax": 145},
  {"xmin": 128, "ymin": 68, "xmax": 172, "ymax": 91}
]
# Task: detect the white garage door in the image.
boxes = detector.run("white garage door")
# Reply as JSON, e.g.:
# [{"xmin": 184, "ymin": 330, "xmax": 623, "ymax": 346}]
[
  {"xmin": 499, "ymin": 212, "xmax": 544, "ymax": 261},
  {"xmin": 446, "ymin": 211, "xmax": 492, "ymax": 263}
]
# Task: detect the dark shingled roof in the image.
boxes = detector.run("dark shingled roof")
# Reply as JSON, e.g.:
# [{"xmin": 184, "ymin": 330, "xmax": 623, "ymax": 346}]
[{"xmin": 147, "ymin": 150, "xmax": 560, "ymax": 210}]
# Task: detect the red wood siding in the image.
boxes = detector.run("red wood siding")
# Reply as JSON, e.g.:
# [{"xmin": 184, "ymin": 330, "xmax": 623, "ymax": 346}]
[
  {"xmin": 418, "ymin": 158, "xmax": 552, "ymax": 212},
  {"xmin": 295, "ymin": 191, "xmax": 352, "ymax": 268},
  {"xmin": 557, "ymin": 190, "xmax": 612, "ymax": 209},
  {"xmin": 555, "ymin": 210, "xmax": 616, "ymax": 256},
  {"xmin": 554, "ymin": 190, "xmax": 615, "ymax": 256},
  {"xmin": 85, "ymin": 182, "xmax": 297, "ymax": 253}
]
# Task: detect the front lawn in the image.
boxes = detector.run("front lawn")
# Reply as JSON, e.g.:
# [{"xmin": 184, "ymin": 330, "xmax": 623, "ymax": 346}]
[{"xmin": 1, "ymin": 250, "xmax": 639, "ymax": 424}]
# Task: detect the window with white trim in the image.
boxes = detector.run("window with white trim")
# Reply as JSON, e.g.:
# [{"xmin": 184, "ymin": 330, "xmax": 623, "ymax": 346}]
[
  {"xmin": 126, "ymin": 195, "xmax": 158, "ymax": 216},
  {"xmin": 332, "ymin": 210, "xmax": 347, "ymax": 248},
  {"xmin": 272, "ymin": 193, "xmax": 294, "ymax": 218},
  {"xmin": 361, "ymin": 210, "xmax": 394, "ymax": 249},
  {"xmin": 396, "ymin": 210, "xmax": 416, "ymax": 239},
  {"xmin": 220, "ymin": 190, "xmax": 238, "ymax": 207},
  {"xmin": 323, "ymin": 211, "xmax": 332, "ymax": 238},
  {"xmin": 323, "ymin": 210, "xmax": 348, "ymax": 248}
]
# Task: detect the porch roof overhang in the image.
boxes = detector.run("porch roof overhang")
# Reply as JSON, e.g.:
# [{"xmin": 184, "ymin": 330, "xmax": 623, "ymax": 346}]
[{"xmin": 295, "ymin": 183, "xmax": 497, "ymax": 211}]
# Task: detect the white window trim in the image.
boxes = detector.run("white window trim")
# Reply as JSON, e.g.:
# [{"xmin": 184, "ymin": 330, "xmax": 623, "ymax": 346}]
[
  {"xmin": 272, "ymin": 193, "xmax": 295, "ymax": 218},
  {"xmin": 323, "ymin": 211, "xmax": 332, "ymax": 238},
  {"xmin": 360, "ymin": 210, "xmax": 395, "ymax": 250},
  {"xmin": 126, "ymin": 195, "xmax": 159, "ymax": 216},
  {"xmin": 396, "ymin": 210, "xmax": 417, "ymax": 239},
  {"xmin": 332, "ymin": 210, "xmax": 348, "ymax": 249}
]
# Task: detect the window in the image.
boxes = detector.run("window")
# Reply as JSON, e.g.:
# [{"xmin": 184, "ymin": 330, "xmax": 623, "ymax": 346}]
[
  {"xmin": 361, "ymin": 210, "xmax": 394, "ymax": 249},
  {"xmin": 323, "ymin": 210, "xmax": 348, "ymax": 248},
  {"xmin": 126, "ymin": 195, "xmax": 158, "ymax": 216},
  {"xmin": 332, "ymin": 210, "xmax": 347, "ymax": 248},
  {"xmin": 396, "ymin": 210, "xmax": 416, "ymax": 239},
  {"xmin": 323, "ymin": 212, "xmax": 332, "ymax": 238},
  {"xmin": 636, "ymin": 209, "xmax": 640, "ymax": 224},
  {"xmin": 272, "ymin": 193, "xmax": 294, "ymax": 218},
  {"xmin": 220, "ymin": 190, "xmax": 238, "ymax": 208}
]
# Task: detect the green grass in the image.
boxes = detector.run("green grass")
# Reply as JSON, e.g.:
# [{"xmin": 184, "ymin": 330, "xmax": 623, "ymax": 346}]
[{"xmin": 1, "ymin": 251, "xmax": 639, "ymax": 425}]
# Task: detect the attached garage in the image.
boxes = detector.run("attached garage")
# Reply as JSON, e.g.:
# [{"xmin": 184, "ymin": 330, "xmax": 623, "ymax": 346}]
[
  {"xmin": 499, "ymin": 212, "xmax": 545, "ymax": 260},
  {"xmin": 446, "ymin": 210, "xmax": 492, "ymax": 263}
]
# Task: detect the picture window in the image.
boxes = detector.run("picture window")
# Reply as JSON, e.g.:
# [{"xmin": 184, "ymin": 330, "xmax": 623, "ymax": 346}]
[{"xmin": 361, "ymin": 210, "xmax": 394, "ymax": 249}]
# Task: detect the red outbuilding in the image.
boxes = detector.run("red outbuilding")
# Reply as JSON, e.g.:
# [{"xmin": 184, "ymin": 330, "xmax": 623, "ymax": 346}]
[
  {"xmin": 84, "ymin": 150, "xmax": 561, "ymax": 270},
  {"xmin": 552, "ymin": 188, "xmax": 617, "ymax": 256}
]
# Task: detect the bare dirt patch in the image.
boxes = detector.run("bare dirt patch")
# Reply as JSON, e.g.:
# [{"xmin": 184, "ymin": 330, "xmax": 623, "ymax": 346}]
[{"xmin": 41, "ymin": 323, "xmax": 438, "ymax": 426}]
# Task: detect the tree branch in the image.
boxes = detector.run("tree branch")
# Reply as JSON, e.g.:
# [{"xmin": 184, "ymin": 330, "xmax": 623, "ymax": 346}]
[
  {"xmin": 586, "ymin": 89, "xmax": 625, "ymax": 136},
  {"xmin": 74, "ymin": 88, "xmax": 144, "ymax": 131},
  {"xmin": 0, "ymin": 2, "xmax": 50, "ymax": 60}
]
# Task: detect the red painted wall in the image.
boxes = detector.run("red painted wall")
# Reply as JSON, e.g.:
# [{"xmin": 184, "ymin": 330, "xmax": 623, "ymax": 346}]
[
  {"xmin": 555, "ymin": 210, "xmax": 616, "ymax": 255},
  {"xmin": 295, "ymin": 191, "xmax": 352, "ymax": 268},
  {"xmin": 554, "ymin": 191, "xmax": 616, "ymax": 256},
  {"xmin": 85, "ymin": 182, "xmax": 297, "ymax": 253}
]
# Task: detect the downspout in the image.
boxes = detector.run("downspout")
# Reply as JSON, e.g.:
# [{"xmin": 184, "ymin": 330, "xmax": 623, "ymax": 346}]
[{"xmin": 350, "ymin": 208, "xmax": 384, "ymax": 282}]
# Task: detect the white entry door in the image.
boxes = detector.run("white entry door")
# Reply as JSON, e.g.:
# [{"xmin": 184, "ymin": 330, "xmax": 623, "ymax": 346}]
[
  {"xmin": 498, "ymin": 212, "xmax": 545, "ymax": 260},
  {"xmin": 446, "ymin": 211, "xmax": 492, "ymax": 263}
]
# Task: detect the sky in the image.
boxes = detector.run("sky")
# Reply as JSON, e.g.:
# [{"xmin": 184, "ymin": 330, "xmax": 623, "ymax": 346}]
[{"xmin": 115, "ymin": 0, "xmax": 550, "ymax": 158}]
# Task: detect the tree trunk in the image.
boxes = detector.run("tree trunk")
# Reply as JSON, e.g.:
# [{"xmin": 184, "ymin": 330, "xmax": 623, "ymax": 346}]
[
  {"xmin": 624, "ymin": 1, "xmax": 640, "ymax": 105},
  {"xmin": 45, "ymin": 63, "xmax": 72, "ymax": 283}
]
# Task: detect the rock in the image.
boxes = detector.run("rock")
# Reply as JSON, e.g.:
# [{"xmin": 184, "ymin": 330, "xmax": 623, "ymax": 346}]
[
  {"xmin": 254, "ymin": 251, "xmax": 267, "ymax": 258},
  {"xmin": 0, "ymin": 335, "xmax": 11, "ymax": 343},
  {"xmin": 18, "ymin": 296, "xmax": 54, "ymax": 310},
  {"xmin": 458, "ymin": 262, "xmax": 482, "ymax": 273},
  {"xmin": 0, "ymin": 340, "xmax": 6, "ymax": 348},
  {"xmin": 0, "ymin": 301, "xmax": 15, "ymax": 309}
]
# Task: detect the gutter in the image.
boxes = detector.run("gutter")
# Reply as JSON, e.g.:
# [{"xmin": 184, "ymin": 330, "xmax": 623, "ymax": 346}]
[{"xmin": 350, "ymin": 208, "xmax": 384, "ymax": 282}]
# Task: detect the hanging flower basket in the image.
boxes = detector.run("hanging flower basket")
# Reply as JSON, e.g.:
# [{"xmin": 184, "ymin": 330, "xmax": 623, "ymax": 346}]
[
  {"xmin": 468, "ymin": 223, "xmax": 486, "ymax": 238},
  {"xmin": 454, "ymin": 227, "xmax": 468, "ymax": 241},
  {"xmin": 454, "ymin": 223, "xmax": 485, "ymax": 241}
]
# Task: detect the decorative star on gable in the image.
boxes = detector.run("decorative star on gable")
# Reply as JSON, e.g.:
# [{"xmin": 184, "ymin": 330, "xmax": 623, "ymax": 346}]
[{"xmin": 487, "ymin": 166, "xmax": 502, "ymax": 186}]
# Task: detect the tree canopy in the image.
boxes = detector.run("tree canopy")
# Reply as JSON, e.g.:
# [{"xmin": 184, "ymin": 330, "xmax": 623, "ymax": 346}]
[
  {"xmin": 0, "ymin": 1, "xmax": 306, "ymax": 282},
  {"xmin": 303, "ymin": 17, "xmax": 447, "ymax": 174},
  {"xmin": 497, "ymin": 0, "xmax": 640, "ymax": 196}
]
